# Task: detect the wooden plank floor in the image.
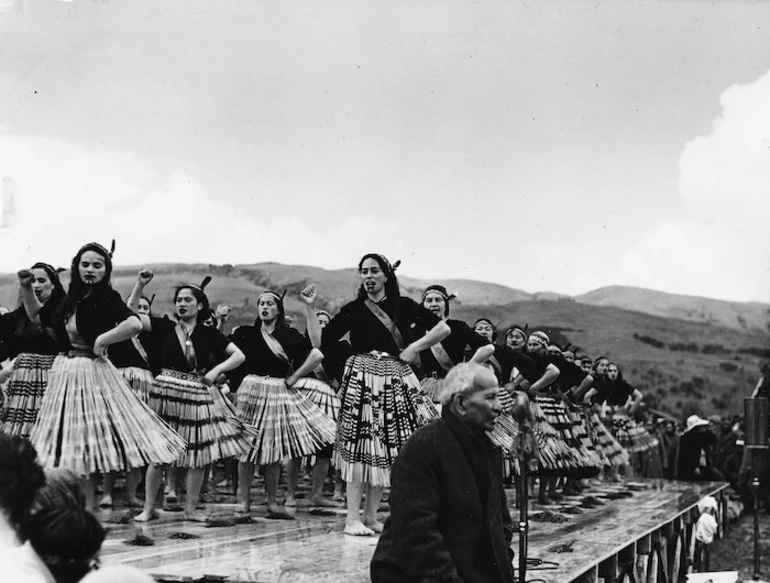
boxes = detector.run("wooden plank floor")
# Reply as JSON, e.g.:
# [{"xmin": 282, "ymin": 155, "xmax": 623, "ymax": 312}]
[
  {"xmin": 99, "ymin": 476, "xmax": 727, "ymax": 583},
  {"xmin": 521, "ymin": 480, "xmax": 728, "ymax": 583}
]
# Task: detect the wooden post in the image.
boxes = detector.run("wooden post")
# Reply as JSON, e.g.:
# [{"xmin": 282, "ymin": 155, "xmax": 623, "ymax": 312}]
[
  {"xmin": 671, "ymin": 531, "xmax": 683, "ymax": 583},
  {"xmin": 599, "ymin": 553, "xmax": 618, "ymax": 583}
]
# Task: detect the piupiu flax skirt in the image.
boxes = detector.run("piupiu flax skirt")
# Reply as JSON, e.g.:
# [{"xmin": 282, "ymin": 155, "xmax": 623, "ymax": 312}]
[
  {"xmin": 235, "ymin": 375, "xmax": 336, "ymax": 465},
  {"xmin": 150, "ymin": 369, "xmax": 255, "ymax": 468},
  {"xmin": 419, "ymin": 376, "xmax": 445, "ymax": 403},
  {"xmin": 0, "ymin": 352, "xmax": 57, "ymax": 439},
  {"xmin": 119, "ymin": 366, "xmax": 155, "ymax": 404},
  {"xmin": 605, "ymin": 407, "xmax": 659, "ymax": 454},
  {"xmin": 334, "ymin": 352, "xmax": 438, "ymax": 487},
  {"xmin": 294, "ymin": 377, "xmax": 341, "ymax": 423},
  {"xmin": 29, "ymin": 354, "xmax": 186, "ymax": 475},
  {"xmin": 533, "ymin": 396, "xmax": 601, "ymax": 477},
  {"xmin": 486, "ymin": 389, "xmax": 540, "ymax": 476},
  {"xmin": 584, "ymin": 409, "xmax": 630, "ymax": 466}
]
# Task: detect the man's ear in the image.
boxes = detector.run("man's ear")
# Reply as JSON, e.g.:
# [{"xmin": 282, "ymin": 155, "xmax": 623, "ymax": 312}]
[{"xmin": 453, "ymin": 393, "xmax": 466, "ymax": 415}]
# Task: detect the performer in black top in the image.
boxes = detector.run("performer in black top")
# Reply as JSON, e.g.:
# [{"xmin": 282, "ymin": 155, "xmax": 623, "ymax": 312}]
[
  {"xmin": 101, "ymin": 270, "xmax": 160, "ymax": 509},
  {"xmin": 135, "ymin": 278, "xmax": 250, "ymax": 522},
  {"xmin": 417, "ymin": 285, "xmax": 493, "ymax": 402},
  {"xmin": 315, "ymin": 253, "xmax": 450, "ymax": 536},
  {"xmin": 0, "ymin": 263, "xmax": 65, "ymax": 439},
  {"xmin": 228, "ymin": 287, "xmax": 336, "ymax": 519},
  {"xmin": 29, "ymin": 242, "xmax": 186, "ymax": 511}
]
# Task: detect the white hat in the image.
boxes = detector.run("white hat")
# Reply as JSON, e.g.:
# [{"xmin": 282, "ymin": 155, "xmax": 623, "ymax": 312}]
[{"xmin": 685, "ymin": 415, "xmax": 710, "ymax": 433}]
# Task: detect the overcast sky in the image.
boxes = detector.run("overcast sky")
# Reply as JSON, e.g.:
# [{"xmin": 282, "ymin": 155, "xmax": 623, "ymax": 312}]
[{"xmin": 0, "ymin": 0, "xmax": 768, "ymax": 302}]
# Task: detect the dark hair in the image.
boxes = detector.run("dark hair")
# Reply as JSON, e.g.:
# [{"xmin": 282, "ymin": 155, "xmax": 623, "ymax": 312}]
[
  {"xmin": 356, "ymin": 253, "xmax": 400, "ymax": 301},
  {"xmin": 422, "ymin": 285, "xmax": 452, "ymax": 317},
  {"xmin": 27, "ymin": 506, "xmax": 105, "ymax": 583},
  {"xmin": 473, "ymin": 318, "xmax": 497, "ymax": 342},
  {"xmin": 0, "ymin": 433, "xmax": 45, "ymax": 539},
  {"xmin": 58, "ymin": 243, "xmax": 114, "ymax": 322},
  {"xmin": 17, "ymin": 263, "xmax": 66, "ymax": 323},
  {"xmin": 174, "ymin": 285, "xmax": 211, "ymax": 324},
  {"xmin": 356, "ymin": 254, "xmax": 400, "ymax": 327},
  {"xmin": 138, "ymin": 295, "xmax": 154, "ymax": 315},
  {"xmin": 593, "ymin": 356, "xmax": 609, "ymax": 372},
  {"xmin": 257, "ymin": 291, "xmax": 287, "ymax": 329}
]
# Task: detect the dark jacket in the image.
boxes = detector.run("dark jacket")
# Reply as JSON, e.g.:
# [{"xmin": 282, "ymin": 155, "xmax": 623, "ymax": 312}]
[{"xmin": 371, "ymin": 409, "xmax": 515, "ymax": 583}]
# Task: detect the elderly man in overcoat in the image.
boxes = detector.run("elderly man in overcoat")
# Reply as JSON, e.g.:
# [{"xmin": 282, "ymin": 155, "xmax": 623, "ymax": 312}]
[{"xmin": 371, "ymin": 362, "xmax": 515, "ymax": 583}]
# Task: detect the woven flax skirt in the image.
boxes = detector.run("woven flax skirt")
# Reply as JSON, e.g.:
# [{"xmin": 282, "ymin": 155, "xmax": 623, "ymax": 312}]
[
  {"xmin": 29, "ymin": 354, "xmax": 186, "ymax": 475},
  {"xmin": 0, "ymin": 352, "xmax": 57, "ymax": 439},
  {"xmin": 606, "ymin": 407, "xmax": 658, "ymax": 454},
  {"xmin": 235, "ymin": 375, "xmax": 336, "ymax": 466},
  {"xmin": 119, "ymin": 366, "xmax": 155, "ymax": 404},
  {"xmin": 334, "ymin": 352, "xmax": 438, "ymax": 487},
  {"xmin": 150, "ymin": 369, "xmax": 256, "ymax": 468}
]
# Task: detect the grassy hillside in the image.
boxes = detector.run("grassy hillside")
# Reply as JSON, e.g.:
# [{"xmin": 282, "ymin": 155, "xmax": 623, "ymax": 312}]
[
  {"xmin": 1, "ymin": 263, "xmax": 766, "ymax": 419},
  {"xmin": 576, "ymin": 285, "xmax": 770, "ymax": 335}
]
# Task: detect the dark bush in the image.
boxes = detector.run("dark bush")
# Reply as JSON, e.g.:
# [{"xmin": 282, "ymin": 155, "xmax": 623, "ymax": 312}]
[
  {"xmin": 633, "ymin": 333, "xmax": 665, "ymax": 349},
  {"xmin": 719, "ymin": 362, "xmax": 738, "ymax": 373}
]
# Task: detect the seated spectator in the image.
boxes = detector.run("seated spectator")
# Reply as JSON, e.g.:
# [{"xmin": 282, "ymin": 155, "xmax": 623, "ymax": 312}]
[
  {"xmin": 0, "ymin": 432, "xmax": 54, "ymax": 583},
  {"xmin": 32, "ymin": 469, "xmax": 86, "ymax": 514},
  {"xmin": 27, "ymin": 506, "xmax": 105, "ymax": 583}
]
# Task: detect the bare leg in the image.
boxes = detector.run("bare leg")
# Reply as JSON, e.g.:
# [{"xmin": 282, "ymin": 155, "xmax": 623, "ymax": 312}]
[
  {"xmin": 344, "ymin": 481, "xmax": 373, "ymax": 535},
  {"xmin": 332, "ymin": 468, "xmax": 345, "ymax": 501},
  {"xmin": 237, "ymin": 461, "xmax": 256, "ymax": 513},
  {"xmin": 135, "ymin": 464, "xmax": 164, "ymax": 522},
  {"xmin": 309, "ymin": 457, "xmax": 336, "ymax": 506},
  {"xmin": 83, "ymin": 475, "xmax": 96, "ymax": 512},
  {"xmin": 183, "ymin": 466, "xmax": 207, "ymax": 521},
  {"xmin": 100, "ymin": 472, "xmax": 117, "ymax": 507},
  {"xmin": 284, "ymin": 458, "xmax": 301, "ymax": 507},
  {"xmin": 362, "ymin": 484, "xmax": 385, "ymax": 533},
  {"xmin": 537, "ymin": 477, "xmax": 549, "ymax": 504},
  {"xmin": 265, "ymin": 462, "xmax": 292, "ymax": 518},
  {"xmin": 126, "ymin": 467, "xmax": 143, "ymax": 506},
  {"xmin": 165, "ymin": 467, "xmax": 181, "ymax": 501}
]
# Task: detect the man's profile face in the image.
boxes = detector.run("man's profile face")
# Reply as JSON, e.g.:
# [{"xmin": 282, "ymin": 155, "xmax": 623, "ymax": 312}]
[{"xmin": 459, "ymin": 371, "xmax": 501, "ymax": 432}]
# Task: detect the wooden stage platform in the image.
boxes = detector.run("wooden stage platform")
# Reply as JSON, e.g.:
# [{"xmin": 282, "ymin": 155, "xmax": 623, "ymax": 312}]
[{"xmin": 99, "ymin": 479, "xmax": 729, "ymax": 583}]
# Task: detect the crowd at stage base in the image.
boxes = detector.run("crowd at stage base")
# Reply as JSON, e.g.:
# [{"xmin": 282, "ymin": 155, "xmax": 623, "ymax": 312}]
[{"xmin": 0, "ymin": 243, "xmax": 765, "ymax": 583}]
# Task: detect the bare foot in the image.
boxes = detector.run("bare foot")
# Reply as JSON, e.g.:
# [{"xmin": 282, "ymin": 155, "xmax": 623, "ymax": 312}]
[
  {"xmin": 363, "ymin": 519, "xmax": 384, "ymax": 534},
  {"xmin": 266, "ymin": 506, "xmax": 294, "ymax": 520},
  {"xmin": 283, "ymin": 496, "xmax": 297, "ymax": 508},
  {"xmin": 332, "ymin": 491, "xmax": 345, "ymax": 502},
  {"xmin": 99, "ymin": 495, "xmax": 113, "ymax": 508},
  {"xmin": 126, "ymin": 497, "xmax": 143, "ymax": 508},
  {"xmin": 234, "ymin": 503, "xmax": 251, "ymax": 515},
  {"xmin": 344, "ymin": 520, "xmax": 374, "ymax": 536},
  {"xmin": 183, "ymin": 510, "xmax": 209, "ymax": 523},
  {"xmin": 133, "ymin": 509, "xmax": 159, "ymax": 522},
  {"xmin": 309, "ymin": 497, "xmax": 341, "ymax": 508}
]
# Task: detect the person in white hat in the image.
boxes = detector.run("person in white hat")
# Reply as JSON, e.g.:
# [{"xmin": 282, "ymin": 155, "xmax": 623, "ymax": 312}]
[{"xmin": 676, "ymin": 415, "xmax": 724, "ymax": 481}]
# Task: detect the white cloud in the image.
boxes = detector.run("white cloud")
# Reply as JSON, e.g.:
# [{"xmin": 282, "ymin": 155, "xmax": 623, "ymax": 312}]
[
  {"xmin": 0, "ymin": 134, "xmax": 399, "ymax": 274},
  {"xmin": 612, "ymin": 69, "xmax": 770, "ymax": 302}
]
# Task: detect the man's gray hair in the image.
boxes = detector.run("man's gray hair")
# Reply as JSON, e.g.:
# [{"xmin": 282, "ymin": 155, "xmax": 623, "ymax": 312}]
[{"xmin": 439, "ymin": 362, "xmax": 497, "ymax": 406}]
